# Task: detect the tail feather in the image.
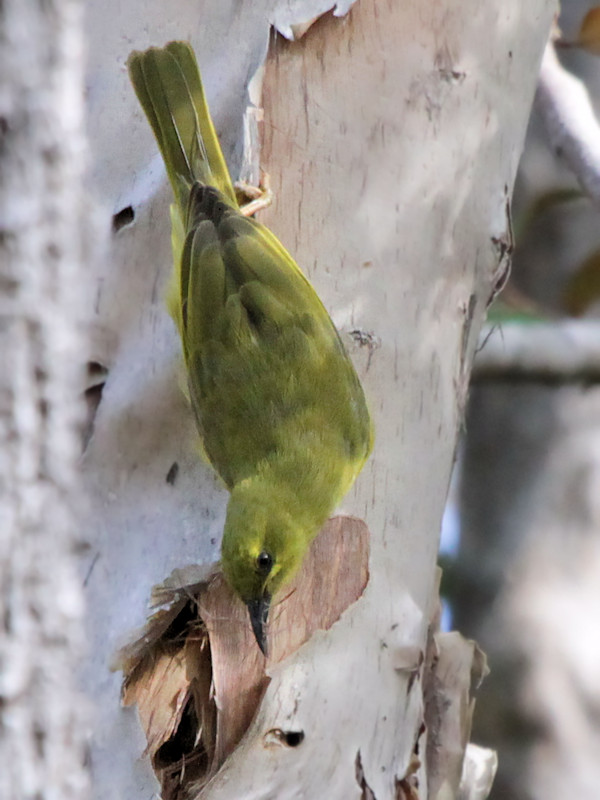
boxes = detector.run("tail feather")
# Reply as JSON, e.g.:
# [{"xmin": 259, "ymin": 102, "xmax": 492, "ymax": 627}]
[{"xmin": 127, "ymin": 42, "xmax": 237, "ymax": 210}]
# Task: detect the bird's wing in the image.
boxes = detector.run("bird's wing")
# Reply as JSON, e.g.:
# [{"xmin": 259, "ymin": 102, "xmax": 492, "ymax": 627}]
[{"xmin": 181, "ymin": 187, "xmax": 371, "ymax": 486}]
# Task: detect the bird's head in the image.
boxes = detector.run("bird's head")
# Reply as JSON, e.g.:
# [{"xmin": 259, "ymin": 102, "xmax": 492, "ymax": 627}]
[{"xmin": 221, "ymin": 480, "xmax": 309, "ymax": 655}]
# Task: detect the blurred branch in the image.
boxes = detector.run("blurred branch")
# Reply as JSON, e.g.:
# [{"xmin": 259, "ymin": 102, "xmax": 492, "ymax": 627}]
[
  {"xmin": 473, "ymin": 320, "xmax": 600, "ymax": 383},
  {"xmin": 535, "ymin": 41, "xmax": 600, "ymax": 206}
]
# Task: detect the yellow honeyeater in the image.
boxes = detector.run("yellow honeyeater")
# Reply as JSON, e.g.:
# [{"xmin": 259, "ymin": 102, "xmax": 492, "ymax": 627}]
[{"xmin": 128, "ymin": 42, "xmax": 372, "ymax": 654}]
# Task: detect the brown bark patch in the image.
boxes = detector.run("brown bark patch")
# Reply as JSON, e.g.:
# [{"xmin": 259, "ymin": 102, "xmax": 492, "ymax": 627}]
[{"xmin": 116, "ymin": 515, "xmax": 369, "ymax": 798}]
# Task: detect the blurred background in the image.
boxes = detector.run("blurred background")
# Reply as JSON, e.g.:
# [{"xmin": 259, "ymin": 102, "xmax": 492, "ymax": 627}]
[{"xmin": 441, "ymin": 2, "xmax": 600, "ymax": 798}]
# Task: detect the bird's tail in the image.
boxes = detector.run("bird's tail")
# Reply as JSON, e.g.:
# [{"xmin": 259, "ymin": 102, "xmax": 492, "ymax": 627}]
[
  {"xmin": 128, "ymin": 42, "xmax": 239, "ymax": 334},
  {"xmin": 127, "ymin": 41, "xmax": 237, "ymax": 211}
]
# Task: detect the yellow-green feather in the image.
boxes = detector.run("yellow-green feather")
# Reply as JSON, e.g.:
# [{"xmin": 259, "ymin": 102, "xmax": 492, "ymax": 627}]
[
  {"xmin": 128, "ymin": 42, "xmax": 237, "ymax": 336},
  {"xmin": 127, "ymin": 42, "xmax": 373, "ymax": 610}
]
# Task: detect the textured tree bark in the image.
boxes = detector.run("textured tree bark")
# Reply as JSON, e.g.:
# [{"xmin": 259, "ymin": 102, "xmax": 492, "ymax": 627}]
[
  {"xmin": 79, "ymin": 1, "xmax": 556, "ymax": 798},
  {"xmin": 0, "ymin": 0, "xmax": 89, "ymax": 797}
]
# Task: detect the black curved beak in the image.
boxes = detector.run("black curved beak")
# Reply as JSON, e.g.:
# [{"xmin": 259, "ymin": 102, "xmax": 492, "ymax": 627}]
[{"xmin": 246, "ymin": 593, "xmax": 271, "ymax": 656}]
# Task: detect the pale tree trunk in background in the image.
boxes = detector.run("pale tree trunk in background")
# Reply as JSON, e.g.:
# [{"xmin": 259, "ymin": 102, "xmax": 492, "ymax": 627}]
[
  {"xmin": 0, "ymin": 0, "xmax": 90, "ymax": 798},
  {"xmin": 78, "ymin": 0, "xmax": 556, "ymax": 798},
  {"xmin": 457, "ymin": 383, "xmax": 557, "ymax": 800},
  {"xmin": 462, "ymin": 353, "xmax": 600, "ymax": 800},
  {"xmin": 459, "ymin": 3, "xmax": 600, "ymax": 798}
]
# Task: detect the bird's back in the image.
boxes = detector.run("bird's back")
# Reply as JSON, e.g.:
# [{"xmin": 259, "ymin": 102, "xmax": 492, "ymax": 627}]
[
  {"xmin": 128, "ymin": 41, "xmax": 372, "ymax": 514},
  {"xmin": 182, "ymin": 185, "xmax": 372, "ymax": 496}
]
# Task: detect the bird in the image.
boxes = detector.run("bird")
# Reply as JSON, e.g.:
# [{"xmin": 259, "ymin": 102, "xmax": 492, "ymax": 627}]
[{"xmin": 128, "ymin": 41, "xmax": 373, "ymax": 655}]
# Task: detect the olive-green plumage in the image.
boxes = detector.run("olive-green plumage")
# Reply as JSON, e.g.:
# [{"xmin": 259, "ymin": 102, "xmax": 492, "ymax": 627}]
[{"xmin": 128, "ymin": 42, "xmax": 372, "ymax": 653}]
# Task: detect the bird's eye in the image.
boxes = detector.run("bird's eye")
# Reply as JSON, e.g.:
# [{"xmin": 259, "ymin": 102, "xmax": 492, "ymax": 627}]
[{"xmin": 256, "ymin": 551, "xmax": 273, "ymax": 574}]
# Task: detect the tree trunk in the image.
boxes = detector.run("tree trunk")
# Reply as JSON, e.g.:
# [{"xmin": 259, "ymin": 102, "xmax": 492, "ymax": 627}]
[
  {"xmin": 79, "ymin": 1, "xmax": 556, "ymax": 797},
  {"xmin": 0, "ymin": 0, "xmax": 89, "ymax": 797}
]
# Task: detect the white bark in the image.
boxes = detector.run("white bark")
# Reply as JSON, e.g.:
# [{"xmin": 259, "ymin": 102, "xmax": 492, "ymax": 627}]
[
  {"xmin": 0, "ymin": 0, "xmax": 90, "ymax": 797},
  {"xmin": 507, "ymin": 390, "xmax": 600, "ymax": 798},
  {"xmin": 79, "ymin": 1, "xmax": 556, "ymax": 797},
  {"xmin": 536, "ymin": 42, "xmax": 600, "ymax": 206},
  {"xmin": 474, "ymin": 321, "xmax": 600, "ymax": 382},
  {"xmin": 460, "ymin": 383, "xmax": 600, "ymax": 800}
]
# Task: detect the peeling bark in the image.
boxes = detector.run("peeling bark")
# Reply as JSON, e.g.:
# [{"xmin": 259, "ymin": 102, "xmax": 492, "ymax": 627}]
[
  {"xmin": 78, "ymin": 0, "xmax": 556, "ymax": 797},
  {"xmin": 117, "ymin": 517, "xmax": 369, "ymax": 798}
]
